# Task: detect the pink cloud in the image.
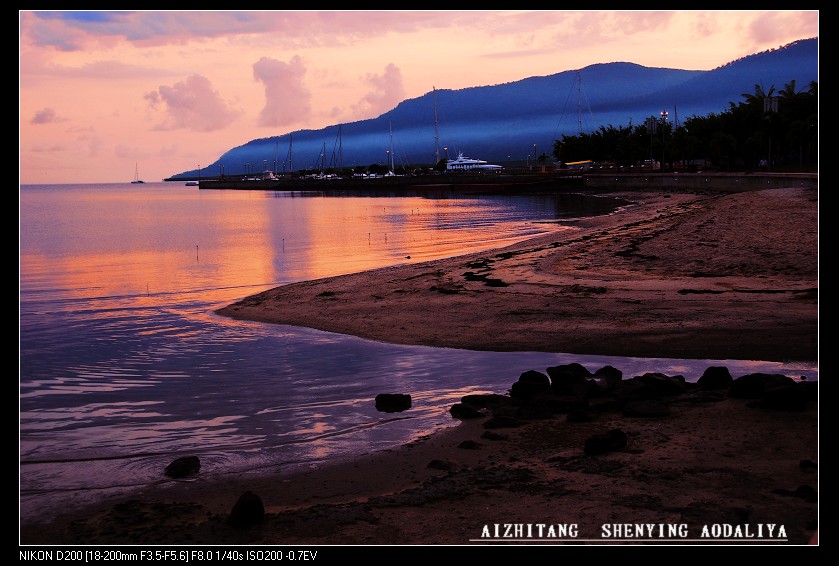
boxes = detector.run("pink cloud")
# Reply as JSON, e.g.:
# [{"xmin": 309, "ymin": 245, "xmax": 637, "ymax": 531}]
[
  {"xmin": 691, "ymin": 13, "xmax": 719, "ymax": 39},
  {"xmin": 23, "ymin": 11, "xmax": 450, "ymax": 51},
  {"xmin": 31, "ymin": 107, "xmax": 63, "ymax": 124},
  {"xmin": 609, "ymin": 11, "xmax": 674, "ymax": 34},
  {"xmin": 351, "ymin": 63, "xmax": 406, "ymax": 118},
  {"xmin": 748, "ymin": 12, "xmax": 818, "ymax": 45},
  {"xmin": 29, "ymin": 143, "xmax": 66, "ymax": 153},
  {"xmin": 252, "ymin": 56, "xmax": 312, "ymax": 127},
  {"xmin": 145, "ymin": 74, "xmax": 242, "ymax": 132}
]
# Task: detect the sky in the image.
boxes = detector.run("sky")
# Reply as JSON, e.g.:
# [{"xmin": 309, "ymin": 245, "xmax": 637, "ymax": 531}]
[{"xmin": 19, "ymin": 10, "xmax": 818, "ymax": 185}]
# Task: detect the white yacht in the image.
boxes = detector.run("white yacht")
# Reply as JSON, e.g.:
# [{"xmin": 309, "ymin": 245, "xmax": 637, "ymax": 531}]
[{"xmin": 446, "ymin": 152, "xmax": 503, "ymax": 171}]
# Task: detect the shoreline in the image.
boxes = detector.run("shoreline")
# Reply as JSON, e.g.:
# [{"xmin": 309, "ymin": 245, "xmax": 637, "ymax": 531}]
[
  {"xmin": 217, "ymin": 187, "xmax": 817, "ymax": 363},
  {"xmin": 20, "ymin": 186, "xmax": 819, "ymax": 546}
]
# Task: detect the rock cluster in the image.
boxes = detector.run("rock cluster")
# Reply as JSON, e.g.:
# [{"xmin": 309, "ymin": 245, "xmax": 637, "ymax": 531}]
[{"xmin": 448, "ymin": 362, "xmax": 817, "ymax": 455}]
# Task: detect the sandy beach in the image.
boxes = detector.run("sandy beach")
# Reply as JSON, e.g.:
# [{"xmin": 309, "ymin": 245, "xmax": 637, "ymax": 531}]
[
  {"xmin": 20, "ymin": 186, "xmax": 818, "ymax": 547},
  {"xmin": 218, "ymin": 186, "xmax": 817, "ymax": 363}
]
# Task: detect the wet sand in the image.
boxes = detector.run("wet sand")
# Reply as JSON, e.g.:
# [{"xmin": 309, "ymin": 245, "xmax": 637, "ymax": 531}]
[{"xmin": 218, "ymin": 187, "xmax": 818, "ymax": 363}]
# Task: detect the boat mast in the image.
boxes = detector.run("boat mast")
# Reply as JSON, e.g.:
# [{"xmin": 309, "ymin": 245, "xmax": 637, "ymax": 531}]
[
  {"xmin": 389, "ymin": 119, "xmax": 395, "ymax": 174},
  {"xmin": 433, "ymin": 87, "xmax": 440, "ymax": 165},
  {"xmin": 576, "ymin": 71, "xmax": 583, "ymax": 135},
  {"xmin": 338, "ymin": 125, "xmax": 343, "ymax": 170},
  {"xmin": 289, "ymin": 134, "xmax": 293, "ymax": 177}
]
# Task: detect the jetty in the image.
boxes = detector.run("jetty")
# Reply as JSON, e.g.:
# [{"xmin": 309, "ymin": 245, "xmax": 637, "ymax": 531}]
[{"xmin": 190, "ymin": 171, "xmax": 816, "ymax": 193}]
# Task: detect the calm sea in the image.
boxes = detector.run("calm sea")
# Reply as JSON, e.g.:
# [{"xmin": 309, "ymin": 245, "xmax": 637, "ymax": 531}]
[{"xmin": 19, "ymin": 182, "xmax": 817, "ymax": 526}]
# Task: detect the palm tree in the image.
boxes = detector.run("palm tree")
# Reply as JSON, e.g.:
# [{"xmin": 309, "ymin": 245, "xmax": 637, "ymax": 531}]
[{"xmin": 741, "ymin": 83, "xmax": 776, "ymax": 105}]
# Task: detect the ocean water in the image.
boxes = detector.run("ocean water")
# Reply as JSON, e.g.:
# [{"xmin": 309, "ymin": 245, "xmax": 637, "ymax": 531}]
[{"xmin": 19, "ymin": 182, "xmax": 817, "ymax": 526}]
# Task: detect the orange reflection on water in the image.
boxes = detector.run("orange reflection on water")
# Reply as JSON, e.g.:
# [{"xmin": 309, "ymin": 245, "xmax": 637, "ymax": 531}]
[{"xmin": 21, "ymin": 187, "xmax": 566, "ymax": 325}]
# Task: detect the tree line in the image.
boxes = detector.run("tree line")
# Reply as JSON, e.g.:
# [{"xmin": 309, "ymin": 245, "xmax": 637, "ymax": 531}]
[{"xmin": 553, "ymin": 80, "xmax": 818, "ymax": 173}]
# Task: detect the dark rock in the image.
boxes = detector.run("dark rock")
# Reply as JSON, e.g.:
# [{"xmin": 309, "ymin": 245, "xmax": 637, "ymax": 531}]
[
  {"xmin": 611, "ymin": 378, "xmax": 659, "ymax": 404},
  {"xmin": 552, "ymin": 378, "xmax": 598, "ymax": 397},
  {"xmin": 544, "ymin": 395, "xmax": 589, "ymax": 414},
  {"xmin": 511, "ymin": 370, "xmax": 552, "ymax": 401},
  {"xmin": 375, "ymin": 393, "xmax": 412, "ymax": 413},
  {"xmin": 729, "ymin": 373, "xmax": 795, "ymax": 398},
  {"xmin": 458, "ymin": 440, "xmax": 481, "ymax": 449},
  {"xmin": 228, "ymin": 491, "xmax": 264, "ymax": 527},
  {"xmin": 623, "ymin": 399, "xmax": 671, "ymax": 417},
  {"xmin": 547, "ymin": 363, "xmax": 592, "ymax": 395},
  {"xmin": 547, "ymin": 363, "xmax": 592, "ymax": 380},
  {"xmin": 637, "ymin": 372, "xmax": 687, "ymax": 395},
  {"xmin": 593, "ymin": 365, "xmax": 623, "ymax": 382},
  {"xmin": 584, "ymin": 429, "xmax": 628, "ymax": 455},
  {"xmin": 697, "ymin": 366, "xmax": 733, "ymax": 389},
  {"xmin": 518, "ymin": 369, "xmax": 550, "ymax": 384},
  {"xmin": 164, "ymin": 456, "xmax": 200, "ymax": 479},
  {"xmin": 449, "ymin": 403, "xmax": 485, "ymax": 419},
  {"xmin": 510, "ymin": 380, "xmax": 553, "ymax": 400},
  {"xmin": 591, "ymin": 365, "xmax": 623, "ymax": 392},
  {"xmin": 728, "ymin": 373, "xmax": 811, "ymax": 411}
]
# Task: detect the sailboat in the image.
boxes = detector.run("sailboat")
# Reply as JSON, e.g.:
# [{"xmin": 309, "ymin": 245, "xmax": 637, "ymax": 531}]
[{"xmin": 131, "ymin": 163, "xmax": 145, "ymax": 184}]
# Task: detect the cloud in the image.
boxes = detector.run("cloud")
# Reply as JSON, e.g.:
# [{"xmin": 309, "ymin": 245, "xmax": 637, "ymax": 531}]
[
  {"xmin": 30, "ymin": 108, "xmax": 64, "ymax": 124},
  {"xmin": 145, "ymin": 74, "xmax": 242, "ymax": 132},
  {"xmin": 351, "ymin": 63, "xmax": 406, "ymax": 118},
  {"xmin": 747, "ymin": 11, "xmax": 819, "ymax": 46},
  {"xmin": 691, "ymin": 13, "xmax": 719, "ymax": 39},
  {"xmin": 23, "ymin": 11, "xmax": 449, "ymax": 51},
  {"xmin": 29, "ymin": 143, "xmax": 65, "ymax": 153},
  {"xmin": 252, "ymin": 56, "xmax": 312, "ymax": 128}
]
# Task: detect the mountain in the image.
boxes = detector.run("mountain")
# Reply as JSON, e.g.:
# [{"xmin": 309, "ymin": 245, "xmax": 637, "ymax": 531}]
[{"xmin": 167, "ymin": 37, "xmax": 817, "ymax": 179}]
